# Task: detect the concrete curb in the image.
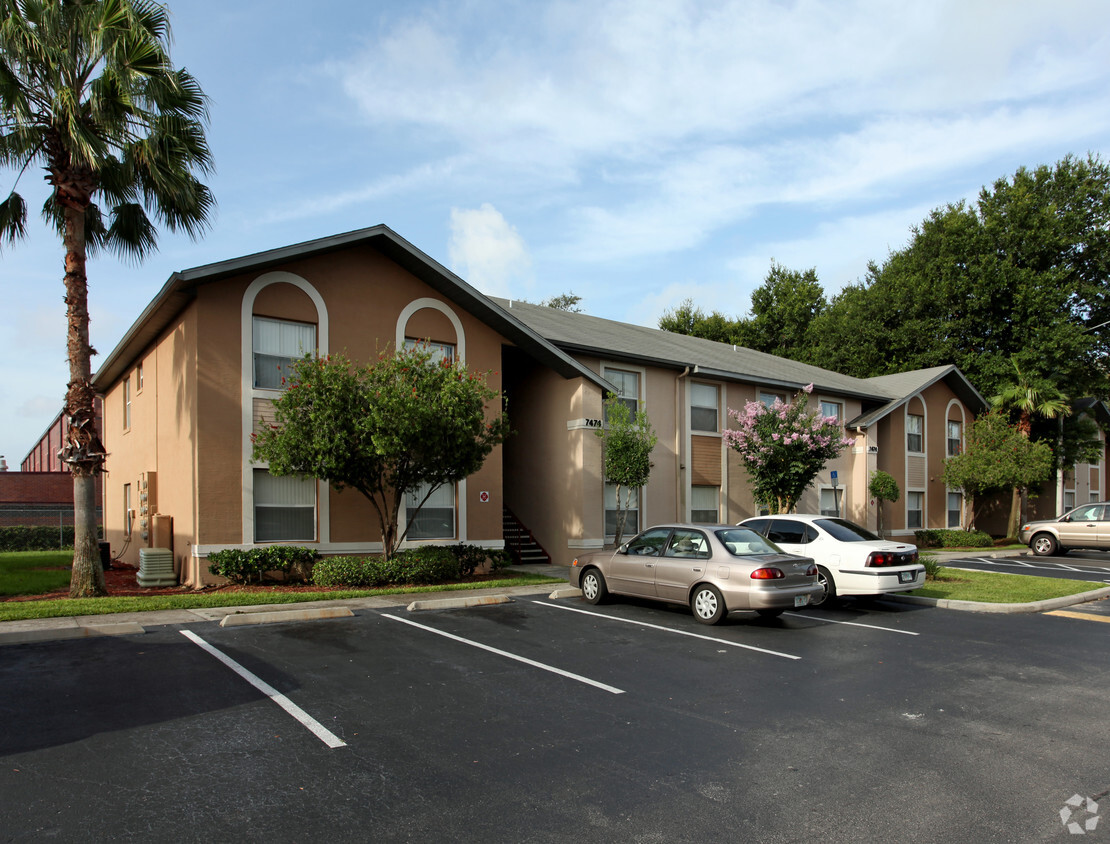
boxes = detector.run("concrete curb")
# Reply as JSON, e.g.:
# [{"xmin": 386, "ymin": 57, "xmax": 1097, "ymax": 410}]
[
  {"xmin": 0, "ymin": 621, "xmax": 145, "ymax": 644},
  {"xmin": 218, "ymin": 606, "xmax": 355, "ymax": 627},
  {"xmin": 889, "ymin": 585, "xmax": 1110, "ymax": 614},
  {"xmin": 406, "ymin": 594, "xmax": 513, "ymax": 612}
]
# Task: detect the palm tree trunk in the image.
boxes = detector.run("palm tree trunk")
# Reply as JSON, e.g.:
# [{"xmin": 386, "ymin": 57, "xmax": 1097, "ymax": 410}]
[{"xmin": 62, "ymin": 205, "xmax": 107, "ymax": 598}]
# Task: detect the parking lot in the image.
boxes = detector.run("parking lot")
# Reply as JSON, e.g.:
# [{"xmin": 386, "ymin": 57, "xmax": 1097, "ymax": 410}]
[{"xmin": 3, "ymin": 592, "xmax": 1110, "ymax": 842}]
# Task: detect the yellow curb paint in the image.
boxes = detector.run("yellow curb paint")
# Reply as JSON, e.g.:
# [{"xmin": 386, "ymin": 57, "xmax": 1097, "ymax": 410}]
[{"xmin": 1045, "ymin": 610, "xmax": 1110, "ymax": 623}]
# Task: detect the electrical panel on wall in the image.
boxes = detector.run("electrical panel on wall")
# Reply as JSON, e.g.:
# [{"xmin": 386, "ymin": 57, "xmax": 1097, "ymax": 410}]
[{"xmin": 138, "ymin": 471, "xmax": 157, "ymax": 544}]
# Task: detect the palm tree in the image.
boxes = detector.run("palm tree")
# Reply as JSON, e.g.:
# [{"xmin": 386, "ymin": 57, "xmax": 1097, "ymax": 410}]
[
  {"xmin": 991, "ymin": 357, "xmax": 1071, "ymax": 537},
  {"xmin": 0, "ymin": 0, "xmax": 214, "ymax": 597}
]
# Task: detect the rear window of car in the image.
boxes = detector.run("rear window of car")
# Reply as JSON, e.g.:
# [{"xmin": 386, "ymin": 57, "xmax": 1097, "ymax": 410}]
[
  {"xmin": 715, "ymin": 528, "xmax": 783, "ymax": 557},
  {"xmin": 814, "ymin": 518, "xmax": 880, "ymax": 542}
]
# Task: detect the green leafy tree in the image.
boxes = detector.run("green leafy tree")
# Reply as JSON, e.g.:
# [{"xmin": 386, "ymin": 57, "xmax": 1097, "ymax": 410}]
[
  {"xmin": 941, "ymin": 412, "xmax": 1055, "ymax": 536},
  {"xmin": 658, "ymin": 298, "xmax": 741, "ymax": 344},
  {"xmin": 251, "ymin": 347, "xmax": 510, "ymax": 559},
  {"xmin": 540, "ymin": 292, "xmax": 583, "ymax": 312},
  {"xmin": 809, "ymin": 155, "xmax": 1110, "ymax": 401},
  {"xmin": 733, "ymin": 262, "xmax": 827, "ymax": 360},
  {"xmin": 991, "ymin": 357, "xmax": 1072, "ymax": 534},
  {"xmin": 868, "ymin": 470, "xmax": 900, "ymax": 538},
  {"xmin": 723, "ymin": 385, "xmax": 853, "ymax": 514},
  {"xmin": 0, "ymin": 0, "xmax": 214, "ymax": 597},
  {"xmin": 596, "ymin": 394, "xmax": 657, "ymax": 547}
]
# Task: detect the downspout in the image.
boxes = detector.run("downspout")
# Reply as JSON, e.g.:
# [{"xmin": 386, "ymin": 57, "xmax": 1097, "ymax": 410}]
[{"xmin": 676, "ymin": 366, "xmax": 690, "ymax": 522}]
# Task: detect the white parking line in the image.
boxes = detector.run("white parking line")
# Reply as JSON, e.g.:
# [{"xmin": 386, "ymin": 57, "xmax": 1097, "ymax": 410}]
[
  {"xmin": 382, "ymin": 613, "xmax": 625, "ymax": 695},
  {"xmin": 531, "ymin": 601, "xmax": 802, "ymax": 660},
  {"xmin": 180, "ymin": 630, "xmax": 347, "ymax": 749},
  {"xmin": 782, "ymin": 613, "xmax": 919, "ymax": 635}
]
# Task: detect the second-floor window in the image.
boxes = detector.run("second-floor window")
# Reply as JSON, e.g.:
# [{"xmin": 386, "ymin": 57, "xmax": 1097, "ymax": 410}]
[
  {"xmin": 253, "ymin": 316, "xmax": 316, "ymax": 390},
  {"xmin": 604, "ymin": 368, "xmax": 640, "ymax": 419},
  {"xmin": 947, "ymin": 420, "xmax": 962, "ymax": 456},
  {"xmin": 691, "ymin": 383, "xmax": 718, "ymax": 432},
  {"xmin": 907, "ymin": 414, "xmax": 924, "ymax": 453}
]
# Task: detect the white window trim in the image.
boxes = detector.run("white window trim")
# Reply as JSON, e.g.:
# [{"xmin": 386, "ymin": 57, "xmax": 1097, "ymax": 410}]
[
  {"xmin": 906, "ymin": 489, "xmax": 926, "ymax": 531},
  {"xmin": 690, "ymin": 381, "xmax": 721, "ymax": 436},
  {"xmin": 602, "ymin": 362, "xmax": 649, "ymax": 530},
  {"xmin": 241, "ymin": 272, "xmax": 329, "ymax": 545}
]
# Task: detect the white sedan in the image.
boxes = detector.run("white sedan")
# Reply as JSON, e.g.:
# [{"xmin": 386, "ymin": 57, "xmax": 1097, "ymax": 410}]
[{"xmin": 736, "ymin": 514, "xmax": 924, "ymax": 607}]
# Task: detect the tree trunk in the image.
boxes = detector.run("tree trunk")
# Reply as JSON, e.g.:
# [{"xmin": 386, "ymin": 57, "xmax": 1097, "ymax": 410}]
[
  {"xmin": 1005, "ymin": 487, "xmax": 1021, "ymax": 541},
  {"xmin": 62, "ymin": 205, "xmax": 107, "ymax": 598}
]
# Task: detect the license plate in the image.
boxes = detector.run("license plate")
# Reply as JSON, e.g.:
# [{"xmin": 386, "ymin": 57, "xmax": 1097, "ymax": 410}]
[
  {"xmin": 899, "ymin": 571, "xmax": 915, "ymax": 583},
  {"xmin": 795, "ymin": 595, "xmax": 809, "ymax": 607}
]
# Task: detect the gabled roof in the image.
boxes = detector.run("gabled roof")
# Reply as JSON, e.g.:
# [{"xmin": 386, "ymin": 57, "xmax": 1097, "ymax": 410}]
[
  {"xmin": 91, "ymin": 226, "xmax": 612, "ymax": 393},
  {"xmin": 490, "ymin": 299, "xmax": 989, "ymax": 423}
]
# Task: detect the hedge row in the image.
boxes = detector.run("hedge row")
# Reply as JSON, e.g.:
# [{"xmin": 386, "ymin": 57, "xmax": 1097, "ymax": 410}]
[
  {"xmin": 312, "ymin": 544, "xmax": 511, "ymax": 588},
  {"xmin": 207, "ymin": 545, "xmax": 320, "ymax": 584},
  {"xmin": 913, "ymin": 529, "xmax": 993, "ymax": 548},
  {"xmin": 0, "ymin": 525, "xmax": 101, "ymax": 552}
]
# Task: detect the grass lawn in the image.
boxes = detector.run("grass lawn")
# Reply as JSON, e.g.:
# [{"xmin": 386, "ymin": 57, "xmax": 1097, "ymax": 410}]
[
  {"xmin": 911, "ymin": 567, "xmax": 1102, "ymax": 603},
  {"xmin": 0, "ymin": 548, "xmax": 564, "ymax": 622},
  {"xmin": 0, "ymin": 551, "xmax": 73, "ymax": 598}
]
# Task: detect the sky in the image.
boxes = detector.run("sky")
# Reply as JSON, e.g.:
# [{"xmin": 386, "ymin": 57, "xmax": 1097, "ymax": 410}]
[{"xmin": 2, "ymin": 0, "xmax": 1109, "ymax": 466}]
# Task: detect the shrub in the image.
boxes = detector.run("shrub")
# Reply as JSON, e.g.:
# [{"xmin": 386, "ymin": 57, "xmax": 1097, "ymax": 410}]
[
  {"xmin": 312, "ymin": 556, "xmax": 374, "ymax": 587},
  {"xmin": 394, "ymin": 546, "xmax": 462, "ymax": 584},
  {"xmin": 914, "ymin": 529, "xmax": 992, "ymax": 549},
  {"xmin": 0, "ymin": 525, "xmax": 100, "ymax": 552},
  {"xmin": 442, "ymin": 543, "xmax": 511, "ymax": 576},
  {"xmin": 921, "ymin": 553, "xmax": 943, "ymax": 580},
  {"xmin": 207, "ymin": 545, "xmax": 320, "ymax": 584}
]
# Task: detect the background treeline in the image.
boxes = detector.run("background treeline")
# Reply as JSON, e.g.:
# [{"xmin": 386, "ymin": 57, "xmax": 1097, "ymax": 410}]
[{"xmin": 660, "ymin": 154, "xmax": 1110, "ymax": 406}]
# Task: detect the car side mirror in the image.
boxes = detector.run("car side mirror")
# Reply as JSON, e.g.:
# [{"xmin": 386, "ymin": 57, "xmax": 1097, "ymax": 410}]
[
  {"xmin": 618, "ymin": 543, "xmax": 629, "ymax": 554},
  {"xmin": 1061, "ymin": 515, "xmax": 1072, "ymax": 522}
]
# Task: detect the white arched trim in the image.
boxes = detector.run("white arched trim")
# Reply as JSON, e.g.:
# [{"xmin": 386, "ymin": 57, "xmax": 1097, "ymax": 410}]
[
  {"xmin": 396, "ymin": 297, "xmax": 466, "ymax": 361},
  {"xmin": 241, "ymin": 272, "xmax": 330, "ymax": 544}
]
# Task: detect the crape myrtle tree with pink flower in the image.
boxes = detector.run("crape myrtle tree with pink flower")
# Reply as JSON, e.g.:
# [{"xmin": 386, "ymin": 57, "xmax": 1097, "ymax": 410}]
[{"xmin": 723, "ymin": 384, "xmax": 854, "ymax": 514}]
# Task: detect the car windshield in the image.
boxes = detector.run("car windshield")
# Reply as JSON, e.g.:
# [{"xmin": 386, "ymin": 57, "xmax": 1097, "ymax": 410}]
[
  {"xmin": 714, "ymin": 528, "xmax": 783, "ymax": 556},
  {"xmin": 814, "ymin": 518, "xmax": 880, "ymax": 542}
]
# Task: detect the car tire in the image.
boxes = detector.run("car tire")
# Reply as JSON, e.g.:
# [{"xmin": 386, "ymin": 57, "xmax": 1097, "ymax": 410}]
[
  {"xmin": 1031, "ymin": 533, "xmax": 1059, "ymax": 557},
  {"xmin": 690, "ymin": 584, "xmax": 726, "ymax": 625},
  {"xmin": 756, "ymin": 608, "xmax": 784, "ymax": 618},
  {"xmin": 810, "ymin": 566, "xmax": 838, "ymax": 608},
  {"xmin": 580, "ymin": 568, "xmax": 608, "ymax": 604}
]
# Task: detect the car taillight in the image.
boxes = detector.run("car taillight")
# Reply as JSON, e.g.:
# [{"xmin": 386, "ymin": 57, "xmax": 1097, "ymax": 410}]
[
  {"xmin": 750, "ymin": 567, "xmax": 785, "ymax": 579},
  {"xmin": 805, "ymin": 564, "xmax": 818, "ymax": 576},
  {"xmin": 866, "ymin": 552, "xmax": 895, "ymax": 567}
]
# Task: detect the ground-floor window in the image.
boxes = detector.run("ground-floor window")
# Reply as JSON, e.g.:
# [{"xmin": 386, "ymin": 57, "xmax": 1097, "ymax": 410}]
[
  {"xmin": 406, "ymin": 482, "xmax": 456, "ymax": 540},
  {"xmin": 907, "ymin": 491, "xmax": 924, "ymax": 529},
  {"xmin": 605, "ymin": 483, "xmax": 639, "ymax": 537},
  {"xmin": 691, "ymin": 485, "xmax": 719, "ymax": 523},
  {"xmin": 254, "ymin": 469, "xmax": 315, "ymax": 542},
  {"xmin": 947, "ymin": 492, "xmax": 962, "ymax": 528},
  {"xmin": 819, "ymin": 487, "xmax": 840, "ymax": 517}
]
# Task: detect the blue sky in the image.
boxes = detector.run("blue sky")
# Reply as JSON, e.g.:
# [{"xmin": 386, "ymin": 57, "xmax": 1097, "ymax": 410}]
[{"xmin": 3, "ymin": 0, "xmax": 1109, "ymax": 465}]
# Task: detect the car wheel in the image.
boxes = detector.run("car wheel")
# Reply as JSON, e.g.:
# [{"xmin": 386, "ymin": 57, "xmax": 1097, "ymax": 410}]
[
  {"xmin": 1031, "ymin": 533, "xmax": 1059, "ymax": 557},
  {"xmin": 810, "ymin": 566, "xmax": 838, "ymax": 608},
  {"xmin": 756, "ymin": 608, "xmax": 784, "ymax": 618},
  {"xmin": 690, "ymin": 584, "xmax": 726, "ymax": 625},
  {"xmin": 580, "ymin": 568, "xmax": 608, "ymax": 604}
]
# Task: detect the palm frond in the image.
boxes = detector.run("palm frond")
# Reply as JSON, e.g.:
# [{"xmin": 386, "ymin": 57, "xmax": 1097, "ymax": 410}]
[{"xmin": 0, "ymin": 190, "xmax": 28, "ymax": 245}]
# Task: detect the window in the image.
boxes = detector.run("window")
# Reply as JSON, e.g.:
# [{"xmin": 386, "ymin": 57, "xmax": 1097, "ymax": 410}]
[
  {"xmin": 123, "ymin": 376, "xmax": 131, "ymax": 429},
  {"xmin": 254, "ymin": 469, "xmax": 315, "ymax": 541},
  {"xmin": 947, "ymin": 492, "xmax": 962, "ymax": 528},
  {"xmin": 907, "ymin": 491, "xmax": 924, "ymax": 529},
  {"xmin": 406, "ymin": 482, "xmax": 456, "ymax": 540},
  {"xmin": 907, "ymin": 414, "xmax": 923, "ymax": 453},
  {"xmin": 605, "ymin": 482, "xmax": 639, "ymax": 537},
  {"xmin": 820, "ymin": 488, "xmax": 840, "ymax": 517},
  {"xmin": 603, "ymin": 368, "xmax": 640, "ymax": 418},
  {"xmin": 123, "ymin": 484, "xmax": 132, "ymax": 538},
  {"xmin": 691, "ymin": 383, "xmax": 718, "ymax": 432},
  {"xmin": 759, "ymin": 391, "xmax": 784, "ymax": 408},
  {"xmin": 947, "ymin": 420, "xmax": 962, "ymax": 456},
  {"xmin": 625, "ymin": 527, "xmax": 669, "ymax": 555},
  {"xmin": 404, "ymin": 338, "xmax": 455, "ymax": 363},
  {"xmin": 664, "ymin": 529, "xmax": 710, "ymax": 558},
  {"xmin": 766, "ymin": 519, "xmax": 811, "ymax": 545},
  {"xmin": 691, "ymin": 486, "xmax": 719, "ymax": 523},
  {"xmin": 253, "ymin": 316, "xmax": 316, "ymax": 389},
  {"xmin": 820, "ymin": 400, "xmax": 842, "ymax": 423},
  {"xmin": 1064, "ymin": 491, "xmax": 1075, "ymax": 511}
]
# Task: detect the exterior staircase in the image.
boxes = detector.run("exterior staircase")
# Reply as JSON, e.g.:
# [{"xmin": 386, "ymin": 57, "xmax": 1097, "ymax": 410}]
[{"xmin": 503, "ymin": 508, "xmax": 551, "ymax": 565}]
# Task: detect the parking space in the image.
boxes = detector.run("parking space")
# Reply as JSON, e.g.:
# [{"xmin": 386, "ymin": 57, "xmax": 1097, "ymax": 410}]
[
  {"xmin": 948, "ymin": 554, "xmax": 1110, "ymax": 583},
  {"xmin": 4, "ymin": 595, "xmax": 1110, "ymax": 841}
]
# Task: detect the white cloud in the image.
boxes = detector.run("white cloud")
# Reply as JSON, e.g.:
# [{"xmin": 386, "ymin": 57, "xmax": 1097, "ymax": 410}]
[{"xmin": 447, "ymin": 204, "xmax": 534, "ymax": 297}]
